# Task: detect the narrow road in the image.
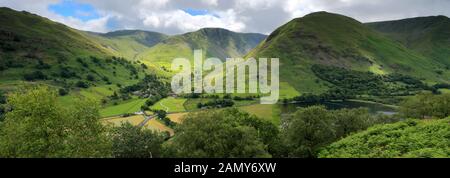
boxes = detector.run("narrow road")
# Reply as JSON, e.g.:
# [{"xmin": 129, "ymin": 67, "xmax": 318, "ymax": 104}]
[{"xmin": 138, "ymin": 111, "xmax": 155, "ymax": 127}]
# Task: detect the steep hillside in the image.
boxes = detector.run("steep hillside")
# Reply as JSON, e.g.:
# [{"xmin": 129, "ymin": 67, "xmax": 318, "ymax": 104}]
[
  {"xmin": 136, "ymin": 28, "xmax": 267, "ymax": 66},
  {"xmin": 367, "ymin": 16, "xmax": 450, "ymax": 66},
  {"xmin": 247, "ymin": 12, "xmax": 449, "ymax": 95},
  {"xmin": 85, "ymin": 30, "xmax": 168, "ymax": 60},
  {"xmin": 0, "ymin": 8, "xmax": 147, "ymax": 93}
]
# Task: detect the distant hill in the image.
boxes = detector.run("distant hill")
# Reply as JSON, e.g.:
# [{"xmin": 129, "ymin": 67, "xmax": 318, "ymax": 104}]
[
  {"xmin": 367, "ymin": 16, "xmax": 450, "ymax": 66},
  {"xmin": 247, "ymin": 12, "xmax": 449, "ymax": 95},
  {"xmin": 0, "ymin": 7, "xmax": 267, "ymax": 98},
  {"xmin": 135, "ymin": 28, "xmax": 267, "ymax": 65},
  {"xmin": 84, "ymin": 30, "xmax": 168, "ymax": 60}
]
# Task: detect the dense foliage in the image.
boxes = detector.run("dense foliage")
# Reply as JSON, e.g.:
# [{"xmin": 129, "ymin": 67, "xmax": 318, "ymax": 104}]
[
  {"xmin": 0, "ymin": 87, "xmax": 111, "ymax": 157},
  {"xmin": 163, "ymin": 108, "xmax": 278, "ymax": 158},
  {"xmin": 111, "ymin": 123, "xmax": 167, "ymax": 158},
  {"xmin": 311, "ymin": 64, "xmax": 431, "ymax": 96},
  {"xmin": 280, "ymin": 106, "xmax": 400, "ymax": 158},
  {"xmin": 319, "ymin": 118, "xmax": 450, "ymax": 158},
  {"xmin": 400, "ymin": 93, "xmax": 450, "ymax": 119},
  {"xmin": 196, "ymin": 99, "xmax": 235, "ymax": 109}
]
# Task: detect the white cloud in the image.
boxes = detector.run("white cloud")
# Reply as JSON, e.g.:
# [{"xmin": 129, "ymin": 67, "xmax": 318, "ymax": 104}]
[
  {"xmin": 53, "ymin": 15, "xmax": 110, "ymax": 32},
  {"xmin": 1, "ymin": 0, "xmax": 449, "ymax": 34}
]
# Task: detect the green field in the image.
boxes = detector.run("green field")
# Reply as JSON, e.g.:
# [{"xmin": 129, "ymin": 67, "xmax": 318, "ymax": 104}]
[
  {"xmin": 100, "ymin": 98, "xmax": 147, "ymax": 117},
  {"xmin": 151, "ymin": 97, "xmax": 187, "ymax": 113},
  {"xmin": 239, "ymin": 104, "xmax": 281, "ymax": 125}
]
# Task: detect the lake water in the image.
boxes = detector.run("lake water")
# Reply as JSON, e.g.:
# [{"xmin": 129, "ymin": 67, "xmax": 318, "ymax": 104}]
[{"xmin": 280, "ymin": 100, "xmax": 398, "ymax": 115}]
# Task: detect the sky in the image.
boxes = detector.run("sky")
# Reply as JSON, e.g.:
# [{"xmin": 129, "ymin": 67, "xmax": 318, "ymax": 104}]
[{"xmin": 0, "ymin": 0, "xmax": 449, "ymax": 34}]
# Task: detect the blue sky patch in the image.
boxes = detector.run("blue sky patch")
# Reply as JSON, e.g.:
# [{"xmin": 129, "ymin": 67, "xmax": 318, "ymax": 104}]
[
  {"xmin": 183, "ymin": 8, "xmax": 210, "ymax": 16},
  {"xmin": 49, "ymin": 0, "xmax": 100, "ymax": 21}
]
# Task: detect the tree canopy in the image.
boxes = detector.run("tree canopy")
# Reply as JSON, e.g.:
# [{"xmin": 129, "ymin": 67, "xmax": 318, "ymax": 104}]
[
  {"xmin": 111, "ymin": 123, "xmax": 167, "ymax": 158},
  {"xmin": 163, "ymin": 108, "xmax": 277, "ymax": 158},
  {"xmin": 0, "ymin": 87, "xmax": 111, "ymax": 158}
]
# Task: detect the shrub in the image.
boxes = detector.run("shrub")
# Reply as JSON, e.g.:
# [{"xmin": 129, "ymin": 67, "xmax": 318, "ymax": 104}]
[
  {"xmin": 58, "ymin": 88, "xmax": 69, "ymax": 96},
  {"xmin": 23, "ymin": 71, "xmax": 47, "ymax": 81},
  {"xmin": 75, "ymin": 81, "xmax": 89, "ymax": 88},
  {"xmin": 86, "ymin": 74, "xmax": 96, "ymax": 81},
  {"xmin": 319, "ymin": 118, "xmax": 450, "ymax": 158}
]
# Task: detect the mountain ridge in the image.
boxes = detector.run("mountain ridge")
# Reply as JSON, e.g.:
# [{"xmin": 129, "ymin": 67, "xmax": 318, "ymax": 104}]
[
  {"xmin": 366, "ymin": 15, "xmax": 450, "ymax": 66},
  {"xmin": 247, "ymin": 11, "xmax": 449, "ymax": 96}
]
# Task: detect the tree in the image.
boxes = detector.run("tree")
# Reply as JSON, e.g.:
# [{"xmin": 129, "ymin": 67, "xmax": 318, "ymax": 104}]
[
  {"xmin": 283, "ymin": 106, "xmax": 335, "ymax": 158},
  {"xmin": 23, "ymin": 71, "xmax": 47, "ymax": 81},
  {"xmin": 75, "ymin": 80, "xmax": 89, "ymax": 88},
  {"xmin": 86, "ymin": 74, "xmax": 96, "ymax": 81},
  {"xmin": 111, "ymin": 123, "xmax": 166, "ymax": 158},
  {"xmin": 0, "ymin": 86, "xmax": 111, "ymax": 158},
  {"xmin": 331, "ymin": 108, "xmax": 373, "ymax": 138},
  {"xmin": 400, "ymin": 93, "xmax": 450, "ymax": 119},
  {"xmin": 155, "ymin": 110, "xmax": 167, "ymax": 119},
  {"xmin": 58, "ymin": 88, "xmax": 68, "ymax": 96},
  {"xmin": 163, "ymin": 108, "xmax": 272, "ymax": 158}
]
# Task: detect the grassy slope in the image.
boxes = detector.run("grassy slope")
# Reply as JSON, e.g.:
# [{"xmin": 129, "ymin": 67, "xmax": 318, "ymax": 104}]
[
  {"xmin": 150, "ymin": 97, "xmax": 187, "ymax": 113},
  {"xmin": 136, "ymin": 28, "xmax": 267, "ymax": 66},
  {"xmin": 84, "ymin": 30, "xmax": 168, "ymax": 60},
  {"xmin": 247, "ymin": 12, "xmax": 449, "ymax": 95},
  {"xmin": 100, "ymin": 98, "xmax": 147, "ymax": 117},
  {"xmin": 367, "ymin": 16, "xmax": 450, "ymax": 67},
  {"xmin": 320, "ymin": 118, "xmax": 450, "ymax": 158},
  {"xmin": 0, "ymin": 8, "xmax": 148, "ymax": 91}
]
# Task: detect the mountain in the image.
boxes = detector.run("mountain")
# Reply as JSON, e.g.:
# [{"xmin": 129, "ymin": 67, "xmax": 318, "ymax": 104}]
[
  {"xmin": 367, "ymin": 16, "xmax": 450, "ymax": 66},
  {"xmin": 0, "ymin": 7, "xmax": 267, "ymax": 99},
  {"xmin": 247, "ymin": 12, "xmax": 449, "ymax": 95},
  {"xmin": 85, "ymin": 30, "xmax": 168, "ymax": 60},
  {"xmin": 0, "ymin": 7, "xmax": 147, "ymax": 91},
  {"xmin": 135, "ymin": 28, "xmax": 267, "ymax": 65}
]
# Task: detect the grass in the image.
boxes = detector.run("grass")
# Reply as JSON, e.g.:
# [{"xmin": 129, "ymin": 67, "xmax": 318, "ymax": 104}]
[
  {"xmin": 144, "ymin": 119, "xmax": 174, "ymax": 136},
  {"xmin": 150, "ymin": 97, "xmax": 187, "ymax": 113},
  {"xmin": 239, "ymin": 104, "xmax": 281, "ymax": 125},
  {"xmin": 279, "ymin": 82, "xmax": 300, "ymax": 99},
  {"xmin": 100, "ymin": 98, "xmax": 147, "ymax": 117},
  {"xmin": 440, "ymin": 89, "xmax": 450, "ymax": 94},
  {"xmin": 167, "ymin": 112, "xmax": 188, "ymax": 123},
  {"xmin": 102, "ymin": 115, "xmax": 145, "ymax": 127}
]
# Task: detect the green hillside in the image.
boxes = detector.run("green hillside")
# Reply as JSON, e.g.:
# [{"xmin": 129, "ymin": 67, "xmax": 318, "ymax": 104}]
[
  {"xmin": 0, "ymin": 7, "xmax": 267, "ymax": 116},
  {"xmin": 247, "ymin": 12, "xmax": 449, "ymax": 95},
  {"xmin": 0, "ymin": 7, "xmax": 147, "ymax": 96},
  {"xmin": 85, "ymin": 30, "xmax": 168, "ymax": 60},
  {"xmin": 319, "ymin": 118, "xmax": 450, "ymax": 158},
  {"xmin": 367, "ymin": 16, "xmax": 450, "ymax": 66},
  {"xmin": 136, "ymin": 28, "xmax": 267, "ymax": 66}
]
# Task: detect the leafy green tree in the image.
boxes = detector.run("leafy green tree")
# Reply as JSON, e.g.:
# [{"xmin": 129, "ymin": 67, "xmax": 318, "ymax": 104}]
[
  {"xmin": 163, "ymin": 108, "xmax": 272, "ymax": 158},
  {"xmin": 75, "ymin": 80, "xmax": 89, "ymax": 88},
  {"xmin": 111, "ymin": 123, "xmax": 166, "ymax": 158},
  {"xmin": 0, "ymin": 86, "xmax": 111, "ymax": 158},
  {"xmin": 283, "ymin": 106, "xmax": 335, "ymax": 158},
  {"xmin": 400, "ymin": 93, "xmax": 450, "ymax": 119},
  {"xmin": 155, "ymin": 110, "xmax": 167, "ymax": 119},
  {"xmin": 331, "ymin": 108, "xmax": 373, "ymax": 138}
]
